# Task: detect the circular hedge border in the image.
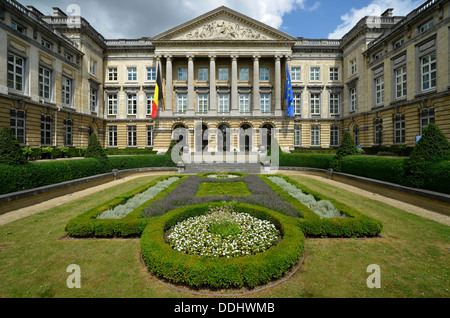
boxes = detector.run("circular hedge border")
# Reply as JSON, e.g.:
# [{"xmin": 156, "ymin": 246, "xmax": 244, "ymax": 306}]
[
  {"xmin": 196, "ymin": 171, "xmax": 248, "ymax": 179},
  {"xmin": 140, "ymin": 202, "xmax": 305, "ymax": 289}
]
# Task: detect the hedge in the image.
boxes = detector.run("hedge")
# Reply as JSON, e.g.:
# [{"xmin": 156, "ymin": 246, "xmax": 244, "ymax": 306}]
[
  {"xmin": 0, "ymin": 155, "xmax": 177, "ymax": 195},
  {"xmin": 65, "ymin": 176, "xmax": 187, "ymax": 238},
  {"xmin": 339, "ymin": 155, "xmax": 406, "ymax": 185},
  {"xmin": 279, "ymin": 153, "xmax": 335, "ymax": 169},
  {"xmin": 140, "ymin": 202, "xmax": 305, "ymax": 289},
  {"xmin": 262, "ymin": 175, "xmax": 383, "ymax": 238},
  {"xmin": 421, "ymin": 160, "xmax": 450, "ymax": 194}
]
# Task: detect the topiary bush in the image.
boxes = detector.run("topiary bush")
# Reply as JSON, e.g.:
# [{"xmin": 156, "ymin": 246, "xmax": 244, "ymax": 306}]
[
  {"xmin": 0, "ymin": 127, "xmax": 27, "ymax": 166},
  {"xmin": 403, "ymin": 124, "xmax": 450, "ymax": 189},
  {"xmin": 330, "ymin": 131, "xmax": 360, "ymax": 171},
  {"xmin": 84, "ymin": 133, "xmax": 108, "ymax": 161}
]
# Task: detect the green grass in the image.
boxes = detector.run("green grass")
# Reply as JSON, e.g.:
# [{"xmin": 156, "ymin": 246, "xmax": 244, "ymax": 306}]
[
  {"xmin": 195, "ymin": 182, "xmax": 252, "ymax": 198},
  {"xmin": 0, "ymin": 173, "xmax": 449, "ymax": 298}
]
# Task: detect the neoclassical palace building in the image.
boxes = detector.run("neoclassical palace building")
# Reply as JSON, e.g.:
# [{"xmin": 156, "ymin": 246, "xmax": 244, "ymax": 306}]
[{"xmin": 0, "ymin": 0, "xmax": 449, "ymax": 153}]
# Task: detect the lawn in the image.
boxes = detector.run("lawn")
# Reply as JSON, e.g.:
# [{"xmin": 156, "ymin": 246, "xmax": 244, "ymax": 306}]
[
  {"xmin": 196, "ymin": 181, "xmax": 252, "ymax": 198},
  {"xmin": 0, "ymin": 173, "xmax": 448, "ymax": 298}
]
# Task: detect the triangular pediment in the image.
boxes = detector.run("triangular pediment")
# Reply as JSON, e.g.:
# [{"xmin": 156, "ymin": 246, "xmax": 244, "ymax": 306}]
[{"xmin": 152, "ymin": 6, "xmax": 296, "ymax": 42}]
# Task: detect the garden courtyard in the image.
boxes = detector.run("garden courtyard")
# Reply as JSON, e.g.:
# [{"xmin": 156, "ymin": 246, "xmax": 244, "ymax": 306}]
[{"xmin": 0, "ymin": 169, "xmax": 448, "ymax": 298}]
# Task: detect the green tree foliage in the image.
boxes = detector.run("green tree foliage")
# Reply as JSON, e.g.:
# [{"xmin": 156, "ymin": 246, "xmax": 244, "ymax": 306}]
[
  {"xmin": 84, "ymin": 133, "xmax": 108, "ymax": 160},
  {"xmin": 330, "ymin": 131, "xmax": 360, "ymax": 171},
  {"xmin": 0, "ymin": 127, "xmax": 27, "ymax": 165},
  {"xmin": 404, "ymin": 124, "xmax": 450, "ymax": 189}
]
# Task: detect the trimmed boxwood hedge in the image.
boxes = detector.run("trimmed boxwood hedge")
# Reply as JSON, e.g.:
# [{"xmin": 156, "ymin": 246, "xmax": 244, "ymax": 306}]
[
  {"xmin": 262, "ymin": 175, "xmax": 383, "ymax": 238},
  {"xmin": 279, "ymin": 153, "xmax": 335, "ymax": 169},
  {"xmin": 140, "ymin": 202, "xmax": 305, "ymax": 289},
  {"xmin": 65, "ymin": 176, "xmax": 188, "ymax": 238}
]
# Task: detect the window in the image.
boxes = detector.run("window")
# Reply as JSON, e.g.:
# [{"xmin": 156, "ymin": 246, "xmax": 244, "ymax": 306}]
[
  {"xmin": 39, "ymin": 66, "xmax": 52, "ymax": 100},
  {"xmin": 218, "ymin": 94, "xmax": 229, "ymax": 113},
  {"xmin": 90, "ymin": 60, "xmax": 97, "ymax": 75},
  {"xmin": 310, "ymin": 93, "xmax": 321, "ymax": 115},
  {"xmin": 260, "ymin": 94, "xmax": 271, "ymax": 113},
  {"xmin": 147, "ymin": 126, "xmax": 153, "ymax": 147},
  {"xmin": 294, "ymin": 94, "xmax": 302, "ymax": 115},
  {"xmin": 394, "ymin": 114, "xmax": 406, "ymax": 144},
  {"xmin": 178, "ymin": 68, "xmax": 188, "ymax": 81},
  {"xmin": 108, "ymin": 126, "xmax": 117, "ymax": 147},
  {"xmin": 90, "ymin": 87, "xmax": 98, "ymax": 112},
  {"xmin": 372, "ymin": 51, "xmax": 383, "ymax": 61},
  {"xmin": 310, "ymin": 67, "xmax": 320, "ymax": 81},
  {"xmin": 10, "ymin": 109, "xmax": 25, "ymax": 145},
  {"xmin": 218, "ymin": 68, "xmax": 229, "ymax": 81},
  {"xmin": 239, "ymin": 68, "xmax": 249, "ymax": 81},
  {"xmin": 292, "ymin": 67, "xmax": 301, "ymax": 81},
  {"xmin": 62, "ymin": 76, "xmax": 73, "ymax": 106},
  {"xmin": 108, "ymin": 68, "xmax": 118, "ymax": 81},
  {"xmin": 330, "ymin": 68, "xmax": 339, "ymax": 81},
  {"xmin": 108, "ymin": 94, "xmax": 118, "ymax": 115},
  {"xmin": 7, "ymin": 53, "xmax": 24, "ymax": 92},
  {"xmin": 239, "ymin": 94, "xmax": 250, "ymax": 113},
  {"xmin": 63, "ymin": 119, "xmax": 73, "ymax": 146},
  {"xmin": 198, "ymin": 68, "xmax": 208, "ymax": 81},
  {"xmin": 11, "ymin": 21, "xmax": 25, "ymax": 34},
  {"xmin": 395, "ymin": 66, "xmax": 407, "ymax": 99},
  {"xmin": 330, "ymin": 125, "xmax": 339, "ymax": 147},
  {"xmin": 64, "ymin": 53, "xmax": 73, "ymax": 62},
  {"xmin": 146, "ymin": 94, "xmax": 154, "ymax": 115},
  {"xmin": 329, "ymin": 93, "xmax": 340, "ymax": 115},
  {"xmin": 311, "ymin": 125, "xmax": 320, "ymax": 146},
  {"xmin": 177, "ymin": 94, "xmax": 187, "ymax": 113},
  {"xmin": 350, "ymin": 59, "xmax": 357, "ymax": 75},
  {"xmin": 294, "ymin": 126, "xmax": 301, "ymax": 147},
  {"xmin": 420, "ymin": 108, "xmax": 435, "ymax": 134},
  {"xmin": 41, "ymin": 115, "xmax": 52, "ymax": 146},
  {"xmin": 127, "ymin": 93, "xmax": 137, "ymax": 115},
  {"xmin": 127, "ymin": 67, "xmax": 137, "ymax": 81},
  {"xmin": 198, "ymin": 94, "xmax": 208, "ymax": 113},
  {"xmin": 353, "ymin": 125, "xmax": 360, "ymax": 145},
  {"xmin": 374, "ymin": 118, "xmax": 383, "ymax": 145},
  {"xmin": 393, "ymin": 38, "xmax": 404, "ymax": 49},
  {"xmin": 127, "ymin": 126, "xmax": 137, "ymax": 147},
  {"xmin": 375, "ymin": 76, "xmax": 385, "ymax": 105},
  {"xmin": 350, "ymin": 87, "xmax": 357, "ymax": 112},
  {"xmin": 147, "ymin": 67, "xmax": 156, "ymax": 81},
  {"xmin": 41, "ymin": 39, "xmax": 52, "ymax": 50},
  {"xmin": 421, "ymin": 53, "xmax": 436, "ymax": 91},
  {"xmin": 260, "ymin": 68, "xmax": 270, "ymax": 81},
  {"xmin": 419, "ymin": 20, "xmax": 434, "ymax": 33}
]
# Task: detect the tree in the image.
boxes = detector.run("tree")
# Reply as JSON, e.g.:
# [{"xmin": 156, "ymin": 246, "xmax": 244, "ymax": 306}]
[
  {"xmin": 84, "ymin": 133, "xmax": 109, "ymax": 161},
  {"xmin": 0, "ymin": 127, "xmax": 27, "ymax": 165},
  {"xmin": 330, "ymin": 131, "xmax": 360, "ymax": 171},
  {"xmin": 404, "ymin": 124, "xmax": 450, "ymax": 189}
]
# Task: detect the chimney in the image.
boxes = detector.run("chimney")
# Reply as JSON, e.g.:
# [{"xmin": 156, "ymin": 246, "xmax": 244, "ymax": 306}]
[
  {"xmin": 52, "ymin": 7, "xmax": 67, "ymax": 17},
  {"xmin": 381, "ymin": 9, "xmax": 393, "ymax": 17}
]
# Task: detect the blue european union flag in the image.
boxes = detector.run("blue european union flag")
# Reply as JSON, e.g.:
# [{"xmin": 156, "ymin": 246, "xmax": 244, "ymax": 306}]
[{"xmin": 285, "ymin": 65, "xmax": 294, "ymax": 117}]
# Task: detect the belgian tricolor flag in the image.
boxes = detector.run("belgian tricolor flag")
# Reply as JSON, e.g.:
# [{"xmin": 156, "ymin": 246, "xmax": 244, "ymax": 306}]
[{"xmin": 151, "ymin": 64, "xmax": 163, "ymax": 119}]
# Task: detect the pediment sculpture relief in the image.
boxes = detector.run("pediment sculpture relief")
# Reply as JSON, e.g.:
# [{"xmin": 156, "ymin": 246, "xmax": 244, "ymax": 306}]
[{"xmin": 176, "ymin": 20, "xmax": 270, "ymax": 40}]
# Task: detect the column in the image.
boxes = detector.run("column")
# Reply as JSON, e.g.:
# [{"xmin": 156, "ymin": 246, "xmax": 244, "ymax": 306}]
[
  {"xmin": 231, "ymin": 54, "xmax": 239, "ymax": 111},
  {"xmin": 253, "ymin": 54, "xmax": 261, "ymax": 111},
  {"xmin": 275, "ymin": 55, "xmax": 282, "ymax": 111},
  {"xmin": 209, "ymin": 55, "xmax": 217, "ymax": 111},
  {"xmin": 187, "ymin": 54, "xmax": 195, "ymax": 112},
  {"xmin": 165, "ymin": 55, "xmax": 173, "ymax": 113}
]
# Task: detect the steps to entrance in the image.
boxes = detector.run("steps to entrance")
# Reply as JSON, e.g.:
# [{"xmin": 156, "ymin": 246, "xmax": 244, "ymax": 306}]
[{"xmin": 183, "ymin": 162, "xmax": 263, "ymax": 173}]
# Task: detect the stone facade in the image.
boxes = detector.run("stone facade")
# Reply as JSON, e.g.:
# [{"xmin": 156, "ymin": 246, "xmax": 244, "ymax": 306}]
[{"xmin": 0, "ymin": 0, "xmax": 449, "ymax": 153}]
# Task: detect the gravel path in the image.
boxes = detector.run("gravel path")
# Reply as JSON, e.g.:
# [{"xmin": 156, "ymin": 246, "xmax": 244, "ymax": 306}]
[{"xmin": 0, "ymin": 171, "xmax": 449, "ymax": 227}]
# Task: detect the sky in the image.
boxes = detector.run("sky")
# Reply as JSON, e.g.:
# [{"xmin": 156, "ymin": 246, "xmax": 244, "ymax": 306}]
[{"xmin": 19, "ymin": 0, "xmax": 424, "ymax": 39}]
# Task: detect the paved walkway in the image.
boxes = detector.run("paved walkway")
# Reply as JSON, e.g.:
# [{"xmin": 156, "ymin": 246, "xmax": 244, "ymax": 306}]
[{"xmin": 0, "ymin": 170, "xmax": 449, "ymax": 227}]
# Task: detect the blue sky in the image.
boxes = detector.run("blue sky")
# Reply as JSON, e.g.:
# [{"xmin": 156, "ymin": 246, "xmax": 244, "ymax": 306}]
[{"xmin": 19, "ymin": 0, "xmax": 423, "ymax": 39}]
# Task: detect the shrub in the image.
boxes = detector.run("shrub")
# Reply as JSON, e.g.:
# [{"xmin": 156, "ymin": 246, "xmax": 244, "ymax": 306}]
[
  {"xmin": 140, "ymin": 202, "xmax": 305, "ymax": 289},
  {"xmin": 0, "ymin": 127, "xmax": 27, "ymax": 165},
  {"xmin": 404, "ymin": 124, "xmax": 450, "ymax": 189},
  {"xmin": 331, "ymin": 131, "xmax": 360, "ymax": 171},
  {"xmin": 421, "ymin": 160, "xmax": 450, "ymax": 194},
  {"xmin": 109, "ymin": 155, "xmax": 176, "ymax": 170},
  {"xmin": 279, "ymin": 153, "xmax": 334, "ymax": 169},
  {"xmin": 84, "ymin": 133, "xmax": 108, "ymax": 161}
]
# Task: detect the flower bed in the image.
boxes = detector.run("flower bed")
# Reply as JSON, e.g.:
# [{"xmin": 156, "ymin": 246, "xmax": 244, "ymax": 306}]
[
  {"xmin": 267, "ymin": 176, "xmax": 345, "ymax": 218},
  {"xmin": 141, "ymin": 202, "xmax": 305, "ymax": 289},
  {"xmin": 166, "ymin": 203, "xmax": 280, "ymax": 258},
  {"xmin": 65, "ymin": 175, "xmax": 187, "ymax": 238}
]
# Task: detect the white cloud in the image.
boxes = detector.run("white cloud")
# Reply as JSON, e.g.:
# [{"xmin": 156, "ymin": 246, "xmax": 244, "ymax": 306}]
[{"xmin": 328, "ymin": 0, "xmax": 423, "ymax": 39}]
